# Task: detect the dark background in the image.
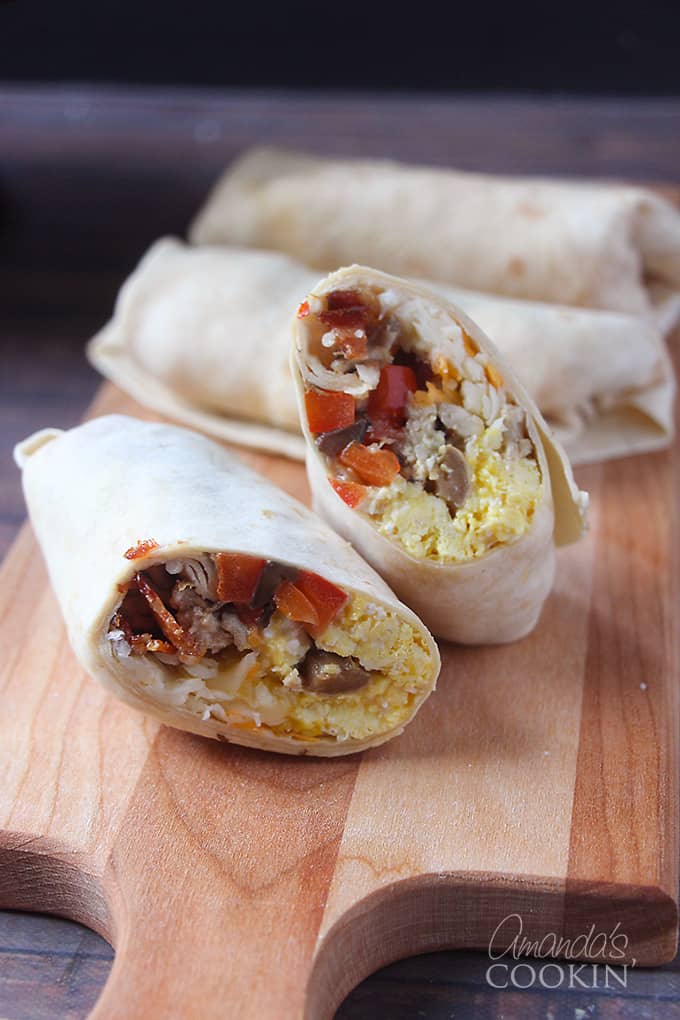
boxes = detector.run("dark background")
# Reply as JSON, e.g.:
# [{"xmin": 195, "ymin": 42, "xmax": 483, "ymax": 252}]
[{"xmin": 2, "ymin": 0, "xmax": 680, "ymax": 94}]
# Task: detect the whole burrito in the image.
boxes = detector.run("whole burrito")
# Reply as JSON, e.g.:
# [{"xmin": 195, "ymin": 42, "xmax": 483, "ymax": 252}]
[
  {"xmin": 88, "ymin": 239, "xmax": 674, "ymax": 465},
  {"xmin": 15, "ymin": 415, "xmax": 440, "ymax": 756},
  {"xmin": 190, "ymin": 147, "xmax": 680, "ymax": 329},
  {"xmin": 291, "ymin": 266, "xmax": 588, "ymax": 644}
]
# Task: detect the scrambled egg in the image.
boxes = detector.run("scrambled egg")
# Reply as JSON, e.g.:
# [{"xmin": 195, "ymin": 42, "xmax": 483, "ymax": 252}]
[
  {"xmin": 180, "ymin": 594, "xmax": 434, "ymax": 743},
  {"xmin": 364, "ymin": 421, "xmax": 543, "ymax": 562}
]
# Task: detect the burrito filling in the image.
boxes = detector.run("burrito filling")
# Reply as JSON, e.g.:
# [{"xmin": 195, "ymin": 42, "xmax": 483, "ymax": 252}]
[
  {"xmin": 107, "ymin": 551, "xmax": 432, "ymax": 742},
  {"xmin": 298, "ymin": 287, "xmax": 543, "ymax": 562}
]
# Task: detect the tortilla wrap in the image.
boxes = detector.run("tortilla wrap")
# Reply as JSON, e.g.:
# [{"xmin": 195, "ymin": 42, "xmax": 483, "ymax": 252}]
[
  {"xmin": 291, "ymin": 266, "xmax": 588, "ymax": 644},
  {"xmin": 15, "ymin": 415, "xmax": 439, "ymax": 756},
  {"xmin": 190, "ymin": 147, "xmax": 680, "ymax": 328},
  {"xmin": 88, "ymin": 239, "xmax": 674, "ymax": 466}
]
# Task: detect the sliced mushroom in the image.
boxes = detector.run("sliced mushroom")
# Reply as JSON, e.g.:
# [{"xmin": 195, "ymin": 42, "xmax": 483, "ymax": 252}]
[
  {"xmin": 431, "ymin": 446, "xmax": 470, "ymax": 511},
  {"xmin": 316, "ymin": 419, "xmax": 368, "ymax": 457},
  {"xmin": 251, "ymin": 561, "xmax": 299, "ymax": 609},
  {"xmin": 301, "ymin": 650, "xmax": 372, "ymax": 695}
]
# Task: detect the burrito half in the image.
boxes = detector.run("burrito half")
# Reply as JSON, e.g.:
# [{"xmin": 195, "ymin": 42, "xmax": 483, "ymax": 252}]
[
  {"xmin": 190, "ymin": 147, "xmax": 680, "ymax": 329},
  {"xmin": 15, "ymin": 415, "xmax": 439, "ymax": 756},
  {"xmin": 88, "ymin": 238, "xmax": 674, "ymax": 465},
  {"xmin": 291, "ymin": 267, "xmax": 588, "ymax": 644}
]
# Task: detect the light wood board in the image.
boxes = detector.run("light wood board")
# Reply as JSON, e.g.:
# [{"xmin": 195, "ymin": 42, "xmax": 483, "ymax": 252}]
[{"xmin": 0, "ymin": 379, "xmax": 677, "ymax": 1020}]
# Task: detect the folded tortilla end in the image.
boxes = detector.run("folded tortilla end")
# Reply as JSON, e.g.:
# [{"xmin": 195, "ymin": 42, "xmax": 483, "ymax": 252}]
[{"xmin": 14, "ymin": 428, "xmax": 64, "ymax": 470}]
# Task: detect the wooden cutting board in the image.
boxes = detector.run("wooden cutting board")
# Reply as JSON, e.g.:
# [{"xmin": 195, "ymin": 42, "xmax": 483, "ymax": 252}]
[{"xmin": 0, "ymin": 377, "xmax": 677, "ymax": 1020}]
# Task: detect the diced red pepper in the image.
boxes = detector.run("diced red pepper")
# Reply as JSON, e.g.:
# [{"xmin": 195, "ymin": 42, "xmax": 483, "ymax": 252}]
[
  {"xmin": 215, "ymin": 553, "xmax": 266, "ymax": 603},
  {"xmin": 305, "ymin": 389, "xmax": 355, "ymax": 434},
  {"xmin": 338, "ymin": 442, "xmax": 401, "ymax": 487},
  {"xmin": 367, "ymin": 365, "xmax": 417, "ymax": 424},
  {"xmin": 295, "ymin": 571, "xmax": 348, "ymax": 636},
  {"xmin": 274, "ymin": 580, "xmax": 319, "ymax": 627},
  {"xmin": 330, "ymin": 478, "xmax": 368, "ymax": 508},
  {"xmin": 297, "ymin": 300, "xmax": 310, "ymax": 318}
]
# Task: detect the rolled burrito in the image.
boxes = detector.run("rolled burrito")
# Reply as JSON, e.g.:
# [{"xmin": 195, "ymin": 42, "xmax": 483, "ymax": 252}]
[
  {"xmin": 15, "ymin": 415, "xmax": 440, "ymax": 756},
  {"xmin": 88, "ymin": 238, "xmax": 675, "ymax": 466},
  {"xmin": 291, "ymin": 266, "xmax": 588, "ymax": 644},
  {"xmin": 190, "ymin": 147, "xmax": 680, "ymax": 329}
]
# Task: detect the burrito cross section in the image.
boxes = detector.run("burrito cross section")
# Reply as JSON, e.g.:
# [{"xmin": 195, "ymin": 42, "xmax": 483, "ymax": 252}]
[
  {"xmin": 110, "ymin": 551, "xmax": 434, "ymax": 742},
  {"xmin": 299, "ymin": 284, "xmax": 542, "ymax": 563},
  {"xmin": 293, "ymin": 267, "xmax": 588, "ymax": 646},
  {"xmin": 15, "ymin": 415, "xmax": 440, "ymax": 756}
]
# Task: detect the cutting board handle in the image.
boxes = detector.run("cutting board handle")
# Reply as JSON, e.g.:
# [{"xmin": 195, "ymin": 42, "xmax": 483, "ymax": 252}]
[{"xmin": 84, "ymin": 730, "xmax": 361, "ymax": 1020}]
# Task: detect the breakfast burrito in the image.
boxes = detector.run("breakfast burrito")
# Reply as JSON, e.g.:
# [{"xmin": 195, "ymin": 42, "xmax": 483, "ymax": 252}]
[
  {"xmin": 88, "ymin": 238, "xmax": 674, "ymax": 465},
  {"xmin": 15, "ymin": 415, "xmax": 439, "ymax": 755},
  {"xmin": 190, "ymin": 147, "xmax": 680, "ymax": 328},
  {"xmin": 291, "ymin": 266, "xmax": 588, "ymax": 644}
]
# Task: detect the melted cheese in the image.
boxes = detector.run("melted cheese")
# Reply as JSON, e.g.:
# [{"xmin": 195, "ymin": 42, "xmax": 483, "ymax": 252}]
[{"xmin": 166, "ymin": 594, "xmax": 433, "ymax": 743}]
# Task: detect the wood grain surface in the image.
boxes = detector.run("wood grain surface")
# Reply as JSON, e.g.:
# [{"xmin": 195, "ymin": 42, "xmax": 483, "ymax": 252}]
[
  {"xmin": 2, "ymin": 87, "xmax": 680, "ymax": 1020},
  {"xmin": 1, "ymin": 369, "xmax": 678, "ymax": 1016}
]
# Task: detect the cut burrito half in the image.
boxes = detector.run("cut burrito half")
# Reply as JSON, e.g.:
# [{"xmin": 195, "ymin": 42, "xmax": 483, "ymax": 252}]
[
  {"xmin": 88, "ymin": 238, "xmax": 674, "ymax": 465},
  {"xmin": 190, "ymin": 147, "xmax": 680, "ymax": 329},
  {"xmin": 291, "ymin": 267, "xmax": 588, "ymax": 644},
  {"xmin": 15, "ymin": 415, "xmax": 440, "ymax": 756}
]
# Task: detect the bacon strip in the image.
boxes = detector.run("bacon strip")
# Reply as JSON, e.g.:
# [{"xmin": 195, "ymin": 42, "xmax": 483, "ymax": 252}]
[
  {"xmin": 111, "ymin": 611, "xmax": 175, "ymax": 656},
  {"xmin": 134, "ymin": 573, "xmax": 203, "ymax": 663}
]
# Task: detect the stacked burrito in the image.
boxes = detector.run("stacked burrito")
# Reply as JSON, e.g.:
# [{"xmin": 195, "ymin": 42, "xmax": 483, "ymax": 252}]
[{"xmin": 89, "ymin": 237, "xmax": 675, "ymax": 465}]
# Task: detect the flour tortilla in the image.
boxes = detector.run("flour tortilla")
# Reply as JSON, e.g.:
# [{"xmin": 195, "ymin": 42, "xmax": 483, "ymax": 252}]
[
  {"xmin": 15, "ymin": 415, "xmax": 439, "ymax": 756},
  {"xmin": 88, "ymin": 239, "xmax": 674, "ymax": 466},
  {"xmin": 190, "ymin": 147, "xmax": 680, "ymax": 328},
  {"xmin": 291, "ymin": 266, "xmax": 588, "ymax": 644}
]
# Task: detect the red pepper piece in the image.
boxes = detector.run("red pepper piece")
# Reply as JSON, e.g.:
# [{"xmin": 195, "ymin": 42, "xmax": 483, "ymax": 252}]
[
  {"xmin": 274, "ymin": 580, "xmax": 319, "ymax": 627},
  {"xmin": 305, "ymin": 390, "xmax": 355, "ymax": 433},
  {"xmin": 295, "ymin": 571, "xmax": 348, "ymax": 636},
  {"xmin": 330, "ymin": 478, "xmax": 368, "ymax": 508},
  {"xmin": 338, "ymin": 442, "xmax": 401, "ymax": 487},
  {"xmin": 215, "ymin": 553, "xmax": 266, "ymax": 603},
  {"xmin": 367, "ymin": 365, "xmax": 417, "ymax": 424}
]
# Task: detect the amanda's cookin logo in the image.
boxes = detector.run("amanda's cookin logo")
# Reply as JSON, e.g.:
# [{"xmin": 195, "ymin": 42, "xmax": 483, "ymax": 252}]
[{"xmin": 485, "ymin": 914, "xmax": 636, "ymax": 990}]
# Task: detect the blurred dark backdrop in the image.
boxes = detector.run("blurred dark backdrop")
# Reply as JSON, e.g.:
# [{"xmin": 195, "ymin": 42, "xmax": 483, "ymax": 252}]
[{"xmin": 2, "ymin": 0, "xmax": 680, "ymax": 94}]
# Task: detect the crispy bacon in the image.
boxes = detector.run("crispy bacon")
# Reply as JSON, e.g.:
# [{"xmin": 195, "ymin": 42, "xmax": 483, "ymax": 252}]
[
  {"xmin": 111, "ymin": 611, "xmax": 175, "ymax": 656},
  {"xmin": 319, "ymin": 288, "xmax": 378, "ymax": 332},
  {"xmin": 319, "ymin": 306, "xmax": 369, "ymax": 330},
  {"xmin": 335, "ymin": 328, "xmax": 368, "ymax": 361},
  {"xmin": 134, "ymin": 573, "xmax": 203, "ymax": 663},
  {"xmin": 325, "ymin": 289, "xmax": 364, "ymax": 310},
  {"xmin": 124, "ymin": 539, "xmax": 159, "ymax": 560}
]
